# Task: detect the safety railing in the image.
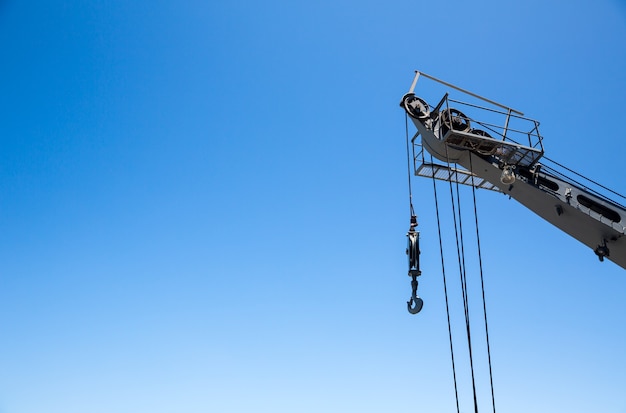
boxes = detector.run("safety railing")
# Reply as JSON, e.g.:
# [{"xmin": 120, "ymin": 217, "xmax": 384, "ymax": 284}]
[{"xmin": 408, "ymin": 70, "xmax": 545, "ymax": 168}]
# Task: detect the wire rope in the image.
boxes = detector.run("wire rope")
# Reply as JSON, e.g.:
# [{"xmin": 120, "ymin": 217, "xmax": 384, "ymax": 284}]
[
  {"xmin": 429, "ymin": 153, "xmax": 461, "ymax": 413},
  {"xmin": 542, "ymin": 155, "xmax": 626, "ymax": 201},
  {"xmin": 405, "ymin": 113, "xmax": 416, "ymax": 217},
  {"xmin": 469, "ymin": 153, "xmax": 497, "ymax": 413},
  {"xmin": 443, "ymin": 144, "xmax": 479, "ymax": 413},
  {"xmin": 539, "ymin": 162, "xmax": 626, "ymax": 210},
  {"xmin": 406, "ymin": 114, "xmax": 497, "ymax": 413}
]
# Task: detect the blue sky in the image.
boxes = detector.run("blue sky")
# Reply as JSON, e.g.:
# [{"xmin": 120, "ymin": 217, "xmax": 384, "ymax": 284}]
[{"xmin": 1, "ymin": 1, "xmax": 625, "ymax": 412}]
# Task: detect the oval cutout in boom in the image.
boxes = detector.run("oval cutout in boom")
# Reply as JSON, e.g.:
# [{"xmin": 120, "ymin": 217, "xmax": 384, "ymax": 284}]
[{"xmin": 577, "ymin": 195, "xmax": 622, "ymax": 223}]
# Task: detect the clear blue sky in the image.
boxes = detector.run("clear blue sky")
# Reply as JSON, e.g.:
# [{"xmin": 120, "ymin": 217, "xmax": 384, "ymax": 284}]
[{"xmin": 1, "ymin": 1, "xmax": 625, "ymax": 412}]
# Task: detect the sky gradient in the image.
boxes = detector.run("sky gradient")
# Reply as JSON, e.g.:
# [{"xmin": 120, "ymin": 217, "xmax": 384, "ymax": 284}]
[{"xmin": 1, "ymin": 1, "xmax": 625, "ymax": 412}]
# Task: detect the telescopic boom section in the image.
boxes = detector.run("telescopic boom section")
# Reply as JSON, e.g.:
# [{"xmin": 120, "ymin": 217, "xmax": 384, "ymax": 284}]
[{"xmin": 401, "ymin": 71, "xmax": 626, "ymax": 270}]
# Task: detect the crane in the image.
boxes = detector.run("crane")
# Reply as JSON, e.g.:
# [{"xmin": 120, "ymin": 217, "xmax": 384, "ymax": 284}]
[
  {"xmin": 400, "ymin": 70, "xmax": 626, "ymax": 272},
  {"xmin": 399, "ymin": 70, "xmax": 625, "ymax": 413}
]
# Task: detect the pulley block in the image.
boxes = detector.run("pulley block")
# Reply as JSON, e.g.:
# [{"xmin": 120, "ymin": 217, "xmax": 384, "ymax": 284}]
[
  {"xmin": 440, "ymin": 107, "xmax": 471, "ymax": 136},
  {"xmin": 402, "ymin": 93, "xmax": 431, "ymax": 120}
]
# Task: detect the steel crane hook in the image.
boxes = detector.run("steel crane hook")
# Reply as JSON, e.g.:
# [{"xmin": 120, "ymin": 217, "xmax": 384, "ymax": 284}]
[
  {"xmin": 407, "ymin": 296, "xmax": 424, "ymax": 314},
  {"xmin": 406, "ymin": 273, "xmax": 423, "ymax": 314}
]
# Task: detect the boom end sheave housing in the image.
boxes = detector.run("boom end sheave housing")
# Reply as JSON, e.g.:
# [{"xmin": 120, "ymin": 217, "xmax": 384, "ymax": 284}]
[{"xmin": 401, "ymin": 70, "xmax": 626, "ymax": 270}]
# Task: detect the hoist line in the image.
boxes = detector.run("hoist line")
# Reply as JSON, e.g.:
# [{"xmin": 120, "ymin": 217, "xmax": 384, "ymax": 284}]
[
  {"xmin": 454, "ymin": 169, "xmax": 471, "ymax": 324},
  {"xmin": 542, "ymin": 155, "xmax": 626, "ymax": 201},
  {"xmin": 443, "ymin": 144, "xmax": 479, "ymax": 413},
  {"xmin": 429, "ymin": 153, "xmax": 461, "ymax": 413},
  {"xmin": 539, "ymin": 162, "xmax": 626, "ymax": 210},
  {"xmin": 404, "ymin": 113, "xmax": 416, "ymax": 217},
  {"xmin": 469, "ymin": 153, "xmax": 497, "ymax": 413},
  {"xmin": 455, "ymin": 173, "xmax": 479, "ymax": 413}
]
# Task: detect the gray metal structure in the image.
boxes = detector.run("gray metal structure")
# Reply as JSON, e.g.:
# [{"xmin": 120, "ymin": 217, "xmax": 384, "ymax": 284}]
[{"xmin": 401, "ymin": 70, "xmax": 626, "ymax": 270}]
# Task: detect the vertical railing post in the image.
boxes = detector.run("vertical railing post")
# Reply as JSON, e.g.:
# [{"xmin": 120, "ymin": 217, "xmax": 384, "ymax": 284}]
[
  {"xmin": 502, "ymin": 109, "xmax": 511, "ymax": 141},
  {"xmin": 409, "ymin": 71, "xmax": 421, "ymax": 94}
]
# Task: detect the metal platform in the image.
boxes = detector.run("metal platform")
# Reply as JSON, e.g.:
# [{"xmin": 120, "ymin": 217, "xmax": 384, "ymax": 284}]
[
  {"xmin": 415, "ymin": 162, "xmax": 502, "ymax": 192},
  {"xmin": 443, "ymin": 129, "xmax": 544, "ymax": 168}
]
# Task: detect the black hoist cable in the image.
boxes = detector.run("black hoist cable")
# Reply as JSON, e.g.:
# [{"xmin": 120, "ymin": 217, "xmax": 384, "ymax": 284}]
[
  {"xmin": 443, "ymin": 144, "xmax": 479, "ymax": 413},
  {"xmin": 405, "ymin": 113, "xmax": 415, "ymax": 218},
  {"xmin": 469, "ymin": 153, "xmax": 497, "ymax": 413},
  {"xmin": 429, "ymin": 152, "xmax": 461, "ymax": 413},
  {"xmin": 402, "ymin": 98, "xmax": 498, "ymax": 413}
]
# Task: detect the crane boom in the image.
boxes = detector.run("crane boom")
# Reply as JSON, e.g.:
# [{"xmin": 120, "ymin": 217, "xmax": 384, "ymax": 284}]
[{"xmin": 401, "ymin": 71, "xmax": 626, "ymax": 270}]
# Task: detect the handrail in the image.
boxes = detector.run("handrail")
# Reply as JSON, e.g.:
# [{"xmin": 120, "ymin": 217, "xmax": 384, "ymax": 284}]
[{"xmin": 409, "ymin": 70, "xmax": 524, "ymax": 116}]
